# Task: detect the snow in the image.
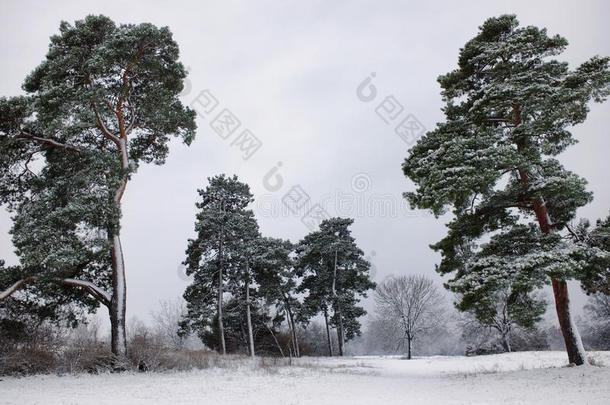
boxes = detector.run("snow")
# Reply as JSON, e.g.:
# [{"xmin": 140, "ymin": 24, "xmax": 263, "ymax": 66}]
[{"xmin": 2, "ymin": 351, "xmax": 609, "ymax": 405}]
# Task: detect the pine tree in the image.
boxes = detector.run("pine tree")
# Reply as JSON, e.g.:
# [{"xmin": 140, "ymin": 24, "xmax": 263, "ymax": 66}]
[
  {"xmin": 296, "ymin": 217, "xmax": 375, "ymax": 356},
  {"xmin": 251, "ymin": 237, "xmax": 301, "ymax": 357},
  {"xmin": 181, "ymin": 175, "xmax": 259, "ymax": 355},
  {"xmin": 403, "ymin": 15, "xmax": 610, "ymax": 365},
  {"xmin": 0, "ymin": 15, "xmax": 196, "ymax": 357}
]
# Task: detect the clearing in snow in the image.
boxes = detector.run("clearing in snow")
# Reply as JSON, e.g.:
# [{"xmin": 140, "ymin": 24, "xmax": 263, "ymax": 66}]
[{"xmin": 2, "ymin": 351, "xmax": 609, "ymax": 405}]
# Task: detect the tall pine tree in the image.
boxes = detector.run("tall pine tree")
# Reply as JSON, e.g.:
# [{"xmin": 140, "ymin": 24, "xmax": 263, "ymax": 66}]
[
  {"xmin": 181, "ymin": 175, "xmax": 259, "ymax": 354},
  {"xmin": 0, "ymin": 15, "xmax": 196, "ymax": 357},
  {"xmin": 403, "ymin": 15, "xmax": 610, "ymax": 365},
  {"xmin": 296, "ymin": 218, "xmax": 375, "ymax": 356}
]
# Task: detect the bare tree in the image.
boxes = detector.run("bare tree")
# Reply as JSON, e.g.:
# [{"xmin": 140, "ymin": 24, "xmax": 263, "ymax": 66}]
[
  {"xmin": 581, "ymin": 294, "xmax": 610, "ymax": 350},
  {"xmin": 151, "ymin": 300, "xmax": 187, "ymax": 350},
  {"xmin": 374, "ymin": 275, "xmax": 445, "ymax": 359}
]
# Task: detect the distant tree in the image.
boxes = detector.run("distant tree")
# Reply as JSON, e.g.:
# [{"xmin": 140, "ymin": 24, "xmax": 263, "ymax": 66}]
[
  {"xmin": 181, "ymin": 175, "xmax": 259, "ymax": 355},
  {"xmin": 374, "ymin": 275, "xmax": 445, "ymax": 359},
  {"xmin": 151, "ymin": 299, "xmax": 187, "ymax": 350},
  {"xmin": 463, "ymin": 288, "xmax": 546, "ymax": 353},
  {"xmin": 510, "ymin": 326, "xmax": 550, "ymax": 352},
  {"xmin": 458, "ymin": 284, "xmax": 547, "ymax": 354},
  {"xmin": 251, "ymin": 237, "xmax": 302, "ymax": 357},
  {"xmin": 403, "ymin": 15, "xmax": 610, "ymax": 365},
  {"xmin": 296, "ymin": 218, "xmax": 375, "ymax": 356},
  {"xmin": 0, "ymin": 15, "xmax": 196, "ymax": 357},
  {"xmin": 297, "ymin": 321, "xmax": 335, "ymax": 356},
  {"xmin": 450, "ymin": 234, "xmax": 548, "ymax": 352},
  {"xmin": 581, "ymin": 293, "xmax": 610, "ymax": 350}
]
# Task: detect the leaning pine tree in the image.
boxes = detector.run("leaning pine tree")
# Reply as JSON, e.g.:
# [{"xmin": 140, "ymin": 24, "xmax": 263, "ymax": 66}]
[
  {"xmin": 0, "ymin": 15, "xmax": 196, "ymax": 357},
  {"xmin": 403, "ymin": 15, "xmax": 610, "ymax": 365}
]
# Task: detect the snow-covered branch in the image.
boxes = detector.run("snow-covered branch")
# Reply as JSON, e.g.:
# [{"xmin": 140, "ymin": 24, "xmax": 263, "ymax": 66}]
[
  {"xmin": 0, "ymin": 276, "xmax": 111, "ymax": 308},
  {"xmin": 0, "ymin": 277, "xmax": 35, "ymax": 300},
  {"xmin": 62, "ymin": 278, "xmax": 111, "ymax": 307},
  {"xmin": 17, "ymin": 132, "xmax": 82, "ymax": 152}
]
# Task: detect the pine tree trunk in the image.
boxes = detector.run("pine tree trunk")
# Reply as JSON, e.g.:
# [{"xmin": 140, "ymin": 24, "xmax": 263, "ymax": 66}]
[
  {"xmin": 332, "ymin": 250, "xmax": 345, "ymax": 356},
  {"xmin": 109, "ymin": 134, "xmax": 129, "ymax": 359},
  {"xmin": 323, "ymin": 306, "xmax": 333, "ymax": 357},
  {"xmin": 531, "ymin": 197, "xmax": 587, "ymax": 365},
  {"xmin": 245, "ymin": 272, "xmax": 255, "ymax": 358},
  {"xmin": 285, "ymin": 302, "xmax": 300, "ymax": 357},
  {"xmin": 513, "ymin": 104, "xmax": 588, "ymax": 366},
  {"xmin": 285, "ymin": 308, "xmax": 295, "ymax": 356},
  {"xmin": 110, "ymin": 234, "xmax": 127, "ymax": 358},
  {"xmin": 552, "ymin": 278, "xmax": 587, "ymax": 364},
  {"xmin": 217, "ymin": 226, "xmax": 227, "ymax": 355},
  {"xmin": 217, "ymin": 266, "xmax": 226, "ymax": 355},
  {"xmin": 335, "ymin": 301, "xmax": 345, "ymax": 356}
]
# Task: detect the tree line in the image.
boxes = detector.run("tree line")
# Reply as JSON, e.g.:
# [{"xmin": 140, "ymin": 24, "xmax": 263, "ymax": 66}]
[{"xmin": 179, "ymin": 174, "xmax": 375, "ymax": 357}]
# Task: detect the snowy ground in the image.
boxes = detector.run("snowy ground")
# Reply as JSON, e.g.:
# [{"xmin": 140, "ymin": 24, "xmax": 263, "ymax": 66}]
[{"xmin": 2, "ymin": 351, "xmax": 609, "ymax": 405}]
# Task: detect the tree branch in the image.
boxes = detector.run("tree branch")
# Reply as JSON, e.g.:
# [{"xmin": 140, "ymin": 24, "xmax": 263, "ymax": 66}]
[
  {"xmin": 62, "ymin": 278, "xmax": 111, "ymax": 307},
  {"xmin": 0, "ymin": 276, "xmax": 111, "ymax": 308},
  {"xmin": 92, "ymin": 103, "xmax": 121, "ymax": 145},
  {"xmin": 0, "ymin": 277, "xmax": 35, "ymax": 300},
  {"xmin": 17, "ymin": 132, "xmax": 82, "ymax": 152}
]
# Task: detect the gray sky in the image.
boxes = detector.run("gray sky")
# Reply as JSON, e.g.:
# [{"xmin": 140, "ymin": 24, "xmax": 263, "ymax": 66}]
[{"xmin": 1, "ymin": 0, "xmax": 609, "ymax": 326}]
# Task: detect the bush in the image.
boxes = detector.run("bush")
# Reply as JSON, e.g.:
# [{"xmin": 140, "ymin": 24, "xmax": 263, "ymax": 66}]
[
  {"xmin": 59, "ymin": 342, "xmax": 116, "ymax": 374},
  {"xmin": 510, "ymin": 327, "xmax": 549, "ymax": 351},
  {"xmin": 0, "ymin": 347, "xmax": 57, "ymax": 376}
]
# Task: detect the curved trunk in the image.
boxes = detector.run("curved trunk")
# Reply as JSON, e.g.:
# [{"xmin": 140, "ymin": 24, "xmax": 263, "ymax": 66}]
[
  {"xmin": 531, "ymin": 196, "xmax": 587, "ymax": 365},
  {"xmin": 552, "ymin": 279, "xmax": 587, "ymax": 365}
]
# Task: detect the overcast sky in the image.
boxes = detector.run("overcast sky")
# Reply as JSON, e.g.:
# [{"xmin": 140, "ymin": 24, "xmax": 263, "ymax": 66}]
[{"xmin": 1, "ymin": 0, "xmax": 609, "ymax": 327}]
